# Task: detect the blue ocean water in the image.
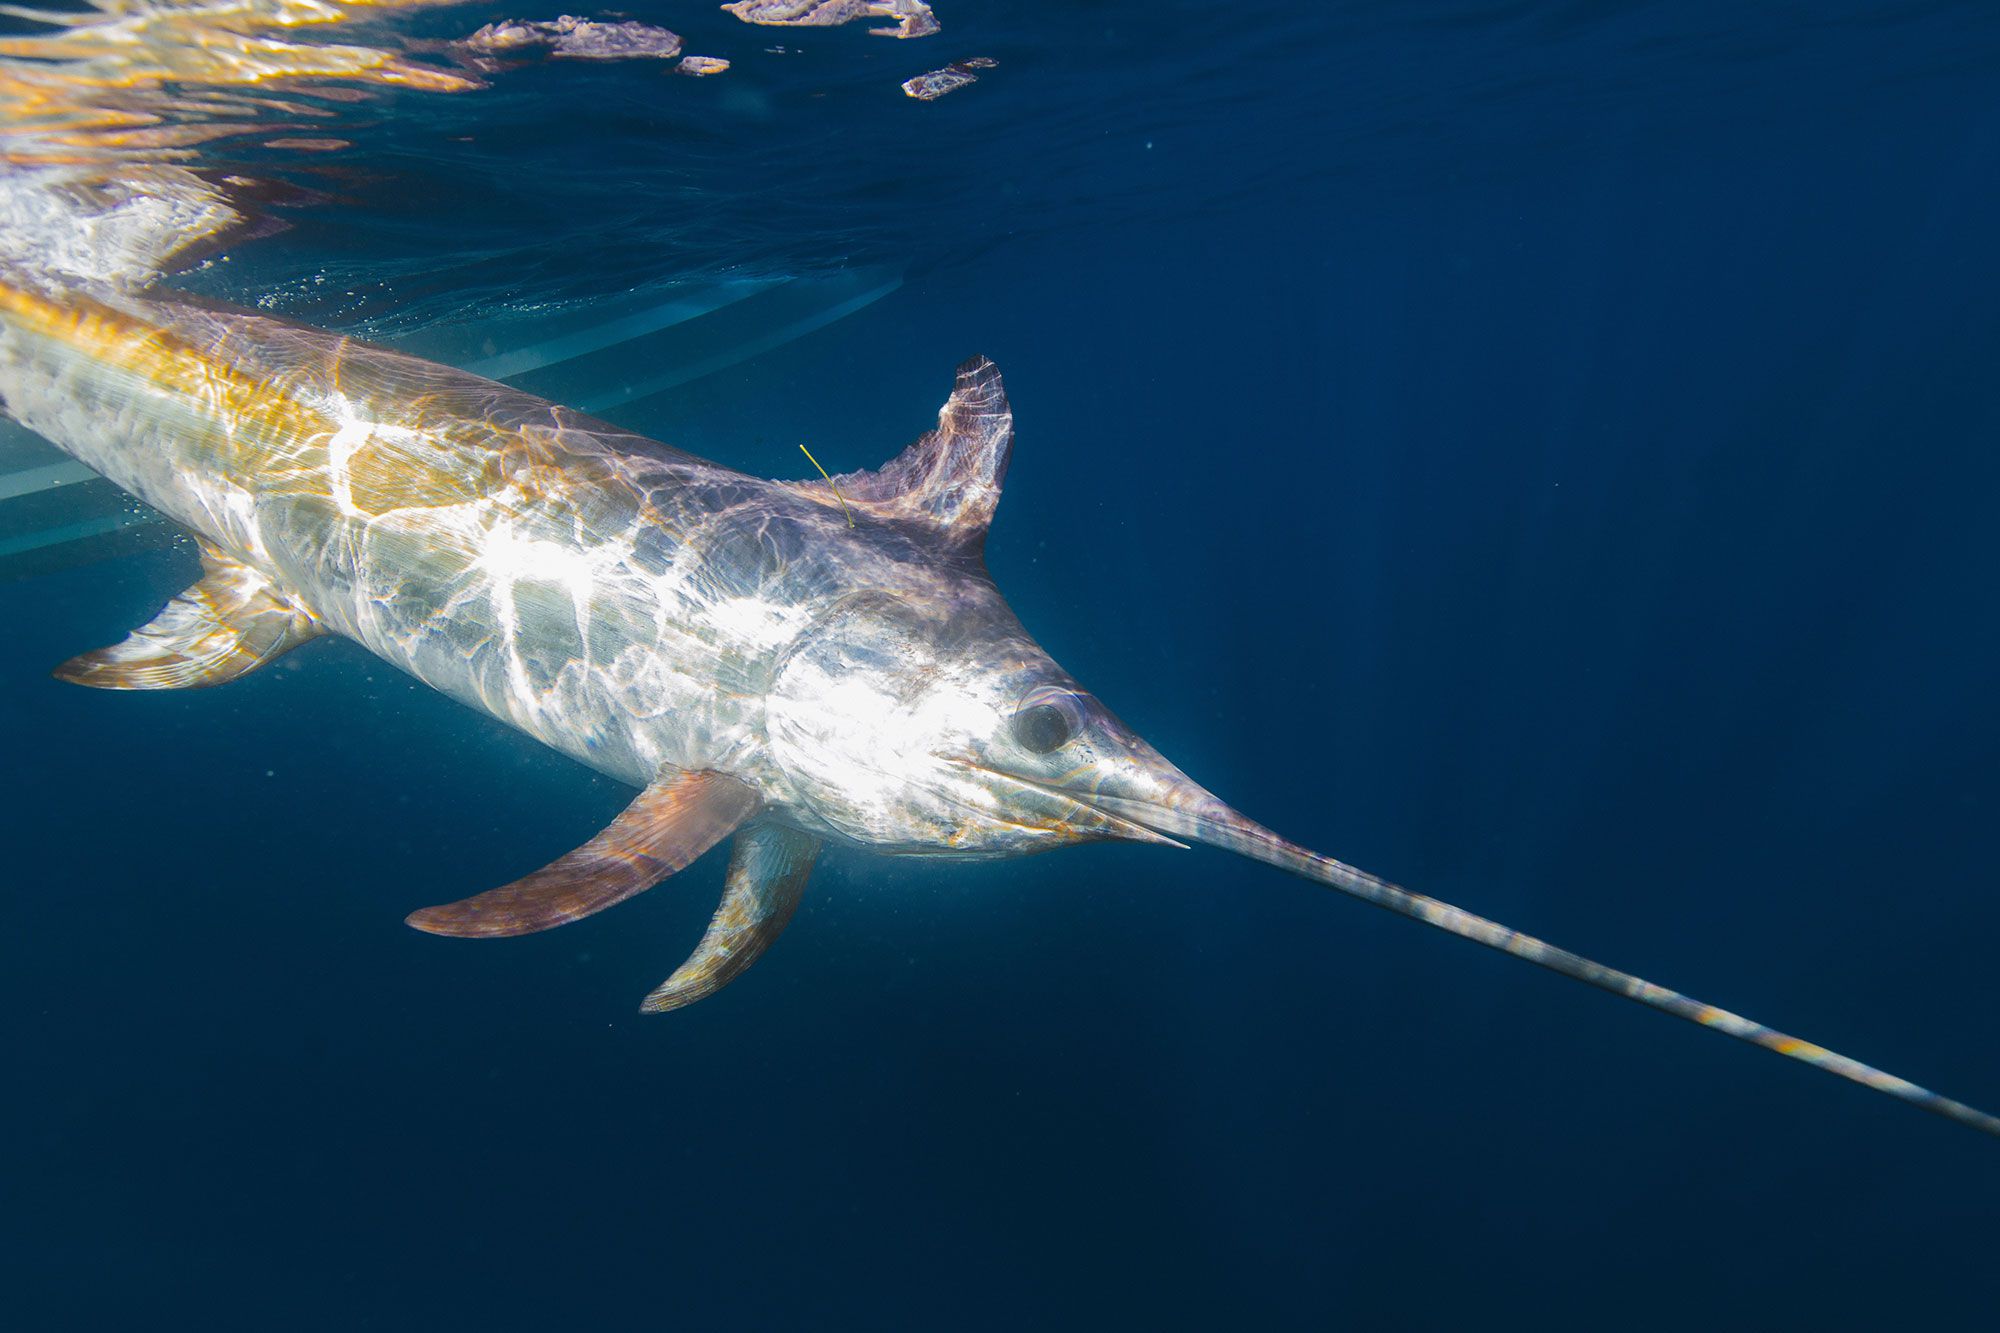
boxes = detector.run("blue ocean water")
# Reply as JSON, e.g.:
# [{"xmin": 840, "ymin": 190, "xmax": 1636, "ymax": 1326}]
[{"xmin": 4, "ymin": 2, "xmax": 2000, "ymax": 1327}]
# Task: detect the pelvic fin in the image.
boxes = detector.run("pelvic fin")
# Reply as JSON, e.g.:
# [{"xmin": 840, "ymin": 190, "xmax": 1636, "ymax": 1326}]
[
  {"xmin": 640, "ymin": 822, "xmax": 820, "ymax": 1013},
  {"xmin": 405, "ymin": 769, "xmax": 761, "ymax": 938},
  {"xmin": 53, "ymin": 542, "xmax": 322, "ymax": 689}
]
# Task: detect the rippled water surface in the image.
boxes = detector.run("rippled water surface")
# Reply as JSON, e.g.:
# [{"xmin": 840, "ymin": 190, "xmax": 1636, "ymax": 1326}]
[{"xmin": 4, "ymin": 2, "xmax": 1999, "ymax": 1327}]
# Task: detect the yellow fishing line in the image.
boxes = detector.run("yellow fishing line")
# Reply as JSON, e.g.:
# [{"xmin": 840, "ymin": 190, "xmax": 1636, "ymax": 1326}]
[{"xmin": 798, "ymin": 444, "xmax": 855, "ymax": 527}]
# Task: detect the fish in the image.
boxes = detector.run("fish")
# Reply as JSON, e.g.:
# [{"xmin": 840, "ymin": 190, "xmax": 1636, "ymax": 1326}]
[{"xmin": 1, "ymin": 273, "xmax": 1993, "ymax": 1138}]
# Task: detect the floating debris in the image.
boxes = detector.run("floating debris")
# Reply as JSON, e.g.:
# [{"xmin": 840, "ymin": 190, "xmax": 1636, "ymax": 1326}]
[
  {"xmin": 902, "ymin": 55, "xmax": 994, "ymax": 101},
  {"xmin": 261, "ymin": 137, "xmax": 352, "ymax": 152},
  {"xmin": 722, "ymin": 1, "xmax": 940, "ymax": 40},
  {"xmin": 458, "ymin": 16, "xmax": 684, "ymax": 63}
]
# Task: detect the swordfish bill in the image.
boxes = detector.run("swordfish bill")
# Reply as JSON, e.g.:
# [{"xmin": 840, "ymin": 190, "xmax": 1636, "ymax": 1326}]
[{"xmin": 2, "ymin": 274, "xmax": 1994, "ymax": 1139}]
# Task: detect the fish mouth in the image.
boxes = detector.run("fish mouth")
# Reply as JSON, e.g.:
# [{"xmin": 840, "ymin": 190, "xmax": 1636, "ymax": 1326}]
[
  {"xmin": 961, "ymin": 753, "xmax": 1349, "ymax": 872},
  {"xmin": 948, "ymin": 758, "xmax": 1189, "ymax": 849},
  {"xmin": 965, "ymin": 754, "xmax": 1286, "ymax": 861},
  {"xmin": 1084, "ymin": 779, "xmax": 1418, "ymax": 896},
  {"xmin": 1089, "ymin": 786, "xmax": 1304, "ymax": 865}
]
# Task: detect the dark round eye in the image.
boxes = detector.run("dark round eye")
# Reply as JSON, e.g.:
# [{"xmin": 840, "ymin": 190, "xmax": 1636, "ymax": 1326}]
[{"xmin": 1010, "ymin": 703, "xmax": 1074, "ymax": 754}]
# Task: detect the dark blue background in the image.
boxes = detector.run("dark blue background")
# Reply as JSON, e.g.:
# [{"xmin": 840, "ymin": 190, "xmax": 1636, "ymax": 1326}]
[{"xmin": 4, "ymin": 2, "xmax": 1999, "ymax": 1327}]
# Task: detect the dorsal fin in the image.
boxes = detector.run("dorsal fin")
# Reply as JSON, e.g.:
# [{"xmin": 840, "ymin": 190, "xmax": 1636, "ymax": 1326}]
[{"xmin": 813, "ymin": 356, "xmax": 1013, "ymax": 553}]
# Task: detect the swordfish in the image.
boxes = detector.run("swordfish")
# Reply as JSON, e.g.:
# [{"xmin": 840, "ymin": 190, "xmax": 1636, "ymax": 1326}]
[{"xmin": 1, "ymin": 274, "xmax": 1993, "ymax": 1137}]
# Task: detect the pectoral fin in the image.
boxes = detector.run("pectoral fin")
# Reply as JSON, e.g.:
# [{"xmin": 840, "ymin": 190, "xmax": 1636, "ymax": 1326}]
[
  {"xmin": 54, "ymin": 543, "xmax": 322, "ymax": 689},
  {"xmin": 640, "ymin": 822, "xmax": 820, "ymax": 1013},
  {"xmin": 406, "ymin": 770, "xmax": 761, "ymax": 938}
]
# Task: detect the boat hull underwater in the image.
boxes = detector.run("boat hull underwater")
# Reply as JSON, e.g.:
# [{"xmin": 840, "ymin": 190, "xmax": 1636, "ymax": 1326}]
[{"xmin": 2, "ymin": 274, "xmax": 1995, "ymax": 1137}]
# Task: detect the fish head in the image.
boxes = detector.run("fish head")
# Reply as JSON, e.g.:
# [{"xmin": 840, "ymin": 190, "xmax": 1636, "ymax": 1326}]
[
  {"xmin": 765, "ymin": 579, "xmax": 1254, "ymax": 858},
  {"xmin": 768, "ymin": 353, "xmax": 1282, "ymax": 860}
]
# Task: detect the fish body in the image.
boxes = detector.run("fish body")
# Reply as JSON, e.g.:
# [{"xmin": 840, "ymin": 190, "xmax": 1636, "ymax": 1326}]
[
  {"xmin": 0, "ymin": 278, "xmax": 1036, "ymax": 852},
  {"xmin": 4, "ymin": 274, "xmax": 1995, "ymax": 1137}
]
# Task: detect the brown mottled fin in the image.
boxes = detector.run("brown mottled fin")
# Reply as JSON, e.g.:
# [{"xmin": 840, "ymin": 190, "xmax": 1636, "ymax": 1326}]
[
  {"xmin": 53, "ymin": 543, "xmax": 322, "ymax": 690},
  {"xmin": 640, "ymin": 822, "xmax": 821, "ymax": 1013},
  {"xmin": 816, "ymin": 356, "xmax": 1013, "ymax": 554},
  {"xmin": 406, "ymin": 770, "xmax": 761, "ymax": 939}
]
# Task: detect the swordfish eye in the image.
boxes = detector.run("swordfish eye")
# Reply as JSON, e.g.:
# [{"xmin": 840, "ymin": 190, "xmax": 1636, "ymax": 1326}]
[{"xmin": 1009, "ymin": 687, "xmax": 1085, "ymax": 755}]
